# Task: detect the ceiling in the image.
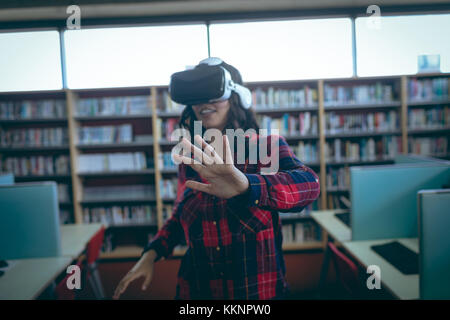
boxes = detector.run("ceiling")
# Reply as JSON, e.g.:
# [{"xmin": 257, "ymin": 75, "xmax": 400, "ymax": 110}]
[{"xmin": 0, "ymin": 0, "xmax": 449, "ymax": 24}]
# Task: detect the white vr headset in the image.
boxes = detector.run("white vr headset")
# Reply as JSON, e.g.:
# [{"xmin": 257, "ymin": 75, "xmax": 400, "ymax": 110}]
[{"xmin": 169, "ymin": 57, "xmax": 252, "ymax": 109}]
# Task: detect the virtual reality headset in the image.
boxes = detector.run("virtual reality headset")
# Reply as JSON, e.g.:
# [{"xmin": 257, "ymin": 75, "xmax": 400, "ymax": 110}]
[{"xmin": 169, "ymin": 57, "xmax": 252, "ymax": 109}]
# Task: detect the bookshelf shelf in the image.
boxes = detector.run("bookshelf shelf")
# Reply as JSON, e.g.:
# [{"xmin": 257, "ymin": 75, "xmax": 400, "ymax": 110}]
[
  {"xmin": 254, "ymin": 106, "xmax": 318, "ymax": 114},
  {"xmin": 100, "ymin": 245, "xmax": 144, "ymax": 259},
  {"xmin": 284, "ymin": 134, "xmax": 319, "ymax": 140},
  {"xmin": 407, "ymin": 126, "xmax": 450, "ymax": 135},
  {"xmin": 160, "ymin": 168, "xmax": 178, "ymax": 174},
  {"xmin": 157, "ymin": 111, "xmax": 182, "ymax": 118},
  {"xmin": 0, "ymin": 118, "xmax": 68, "ymax": 125},
  {"xmin": 76, "ymin": 141, "xmax": 154, "ymax": 150},
  {"xmin": 77, "ymin": 169, "xmax": 156, "ymax": 178},
  {"xmin": 324, "ymin": 101, "xmax": 401, "ymax": 111},
  {"xmin": 282, "ymin": 242, "xmax": 323, "ymax": 251},
  {"xmin": 407, "ymin": 99, "xmax": 450, "ymax": 106},
  {"xmin": 279, "ymin": 212, "xmax": 314, "ymax": 221},
  {"xmin": 14, "ymin": 174, "xmax": 72, "ymax": 181},
  {"xmin": 0, "ymin": 145, "xmax": 70, "ymax": 152},
  {"xmin": 326, "ymin": 187, "xmax": 350, "ymax": 192},
  {"xmin": 80, "ymin": 198, "xmax": 157, "ymax": 205},
  {"xmin": 107, "ymin": 222, "xmax": 158, "ymax": 228},
  {"xmin": 74, "ymin": 114, "xmax": 152, "ymax": 121},
  {"xmin": 324, "ymin": 130, "xmax": 401, "ymax": 139}
]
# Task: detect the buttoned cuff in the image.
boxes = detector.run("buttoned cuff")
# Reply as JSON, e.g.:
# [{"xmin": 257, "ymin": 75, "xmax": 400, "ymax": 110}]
[
  {"xmin": 244, "ymin": 173, "xmax": 268, "ymax": 208},
  {"xmin": 141, "ymin": 238, "xmax": 165, "ymax": 262}
]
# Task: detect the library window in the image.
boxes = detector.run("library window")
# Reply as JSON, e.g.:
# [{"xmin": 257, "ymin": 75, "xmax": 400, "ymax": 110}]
[
  {"xmin": 0, "ymin": 30, "xmax": 62, "ymax": 92},
  {"xmin": 64, "ymin": 24, "xmax": 208, "ymax": 89},
  {"xmin": 356, "ymin": 14, "xmax": 450, "ymax": 76},
  {"xmin": 209, "ymin": 18, "xmax": 354, "ymax": 81}
]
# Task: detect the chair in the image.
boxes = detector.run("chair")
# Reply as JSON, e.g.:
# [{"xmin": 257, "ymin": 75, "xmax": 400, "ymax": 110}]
[
  {"xmin": 327, "ymin": 242, "xmax": 360, "ymax": 298},
  {"xmin": 85, "ymin": 226, "xmax": 106, "ymax": 299}
]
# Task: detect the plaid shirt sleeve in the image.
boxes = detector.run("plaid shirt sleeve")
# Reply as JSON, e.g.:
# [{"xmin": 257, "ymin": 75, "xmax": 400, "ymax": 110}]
[
  {"xmin": 142, "ymin": 164, "xmax": 186, "ymax": 261},
  {"xmin": 229, "ymin": 134, "xmax": 320, "ymax": 216}
]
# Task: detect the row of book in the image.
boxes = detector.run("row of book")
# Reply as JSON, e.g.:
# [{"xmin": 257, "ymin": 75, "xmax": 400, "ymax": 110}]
[
  {"xmin": 160, "ymin": 178, "xmax": 178, "ymax": 199},
  {"xmin": 325, "ymin": 111, "xmax": 399, "ymax": 134},
  {"xmin": 159, "ymin": 151, "xmax": 177, "ymax": 169},
  {"xmin": 76, "ymin": 96, "xmax": 150, "ymax": 117},
  {"xmin": 324, "ymin": 82, "xmax": 395, "ymax": 106},
  {"xmin": 60, "ymin": 210, "xmax": 73, "ymax": 225},
  {"xmin": 0, "ymin": 155, "xmax": 70, "ymax": 176},
  {"xmin": 0, "ymin": 100, "xmax": 66, "ymax": 120},
  {"xmin": 58, "ymin": 184, "xmax": 71, "ymax": 203},
  {"xmin": 83, "ymin": 184, "xmax": 155, "ymax": 202},
  {"xmin": 0, "ymin": 127, "xmax": 68, "ymax": 147},
  {"xmin": 408, "ymin": 107, "xmax": 449, "ymax": 129},
  {"xmin": 295, "ymin": 141, "xmax": 319, "ymax": 164},
  {"xmin": 408, "ymin": 78, "xmax": 448, "ymax": 102},
  {"xmin": 158, "ymin": 91, "xmax": 184, "ymax": 113},
  {"xmin": 324, "ymin": 136, "xmax": 403, "ymax": 163},
  {"xmin": 281, "ymin": 221, "xmax": 322, "ymax": 244},
  {"xmin": 77, "ymin": 152, "xmax": 147, "ymax": 173},
  {"xmin": 82, "ymin": 205, "xmax": 157, "ymax": 225},
  {"xmin": 327, "ymin": 195, "xmax": 348, "ymax": 210},
  {"xmin": 327, "ymin": 167, "xmax": 350, "ymax": 190},
  {"xmin": 258, "ymin": 113, "xmax": 318, "ymax": 137},
  {"xmin": 157, "ymin": 118, "xmax": 179, "ymax": 141},
  {"xmin": 251, "ymin": 87, "xmax": 318, "ymax": 109},
  {"xmin": 408, "ymin": 137, "xmax": 448, "ymax": 156},
  {"xmin": 78, "ymin": 124, "xmax": 133, "ymax": 145}
]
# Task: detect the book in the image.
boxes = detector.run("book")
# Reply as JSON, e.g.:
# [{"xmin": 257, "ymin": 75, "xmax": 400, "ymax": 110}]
[
  {"xmin": 251, "ymin": 86, "xmax": 318, "ymax": 109},
  {"xmin": 408, "ymin": 136, "xmax": 448, "ymax": 156},
  {"xmin": 82, "ymin": 205, "xmax": 157, "ymax": 226},
  {"xmin": 408, "ymin": 77, "xmax": 449, "ymax": 102},
  {"xmin": 1, "ymin": 155, "xmax": 70, "ymax": 176},
  {"xmin": 408, "ymin": 106, "xmax": 449, "ymax": 129},
  {"xmin": 76, "ymin": 96, "xmax": 150, "ymax": 117},
  {"xmin": 258, "ymin": 112, "xmax": 318, "ymax": 136},
  {"xmin": 325, "ymin": 110, "xmax": 398, "ymax": 134},
  {"xmin": 77, "ymin": 152, "xmax": 147, "ymax": 173},
  {"xmin": 324, "ymin": 82, "xmax": 396, "ymax": 106},
  {"xmin": 0, "ymin": 99, "xmax": 66, "ymax": 120},
  {"xmin": 0, "ymin": 127, "xmax": 68, "ymax": 147},
  {"xmin": 78, "ymin": 124, "xmax": 133, "ymax": 145}
]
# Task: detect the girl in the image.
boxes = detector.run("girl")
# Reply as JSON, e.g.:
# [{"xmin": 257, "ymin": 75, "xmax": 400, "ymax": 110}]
[{"xmin": 113, "ymin": 59, "xmax": 320, "ymax": 300}]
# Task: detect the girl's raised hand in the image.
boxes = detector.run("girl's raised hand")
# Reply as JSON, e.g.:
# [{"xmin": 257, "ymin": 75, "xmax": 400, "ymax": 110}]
[{"xmin": 173, "ymin": 134, "xmax": 249, "ymax": 199}]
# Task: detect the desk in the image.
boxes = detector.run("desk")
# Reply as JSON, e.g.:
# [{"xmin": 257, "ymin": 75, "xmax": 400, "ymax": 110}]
[
  {"xmin": 60, "ymin": 223, "xmax": 104, "ymax": 259},
  {"xmin": 342, "ymin": 238, "xmax": 419, "ymax": 300},
  {"xmin": 0, "ymin": 257, "xmax": 72, "ymax": 300},
  {"xmin": 311, "ymin": 210, "xmax": 351, "ymax": 244}
]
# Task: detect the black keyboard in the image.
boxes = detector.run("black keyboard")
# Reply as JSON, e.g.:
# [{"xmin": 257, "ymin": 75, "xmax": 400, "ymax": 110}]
[
  {"xmin": 334, "ymin": 211, "xmax": 351, "ymax": 227},
  {"xmin": 371, "ymin": 241, "xmax": 419, "ymax": 275}
]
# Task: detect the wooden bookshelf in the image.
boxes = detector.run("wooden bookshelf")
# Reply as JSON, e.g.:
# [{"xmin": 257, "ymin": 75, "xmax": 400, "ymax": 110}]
[{"xmin": 1, "ymin": 72, "xmax": 448, "ymax": 255}]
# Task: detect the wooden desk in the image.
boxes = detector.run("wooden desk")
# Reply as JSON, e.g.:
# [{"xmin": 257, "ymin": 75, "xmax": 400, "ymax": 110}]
[
  {"xmin": 0, "ymin": 257, "xmax": 72, "ymax": 300},
  {"xmin": 342, "ymin": 238, "xmax": 419, "ymax": 300},
  {"xmin": 60, "ymin": 223, "xmax": 104, "ymax": 259},
  {"xmin": 311, "ymin": 210, "xmax": 351, "ymax": 244}
]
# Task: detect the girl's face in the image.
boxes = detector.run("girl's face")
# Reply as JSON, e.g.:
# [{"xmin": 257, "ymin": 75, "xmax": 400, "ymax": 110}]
[{"xmin": 192, "ymin": 100, "xmax": 230, "ymax": 131}]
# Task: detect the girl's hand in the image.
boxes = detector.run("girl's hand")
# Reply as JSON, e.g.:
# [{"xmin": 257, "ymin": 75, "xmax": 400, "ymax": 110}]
[
  {"xmin": 173, "ymin": 134, "xmax": 249, "ymax": 199},
  {"xmin": 113, "ymin": 249, "xmax": 156, "ymax": 299}
]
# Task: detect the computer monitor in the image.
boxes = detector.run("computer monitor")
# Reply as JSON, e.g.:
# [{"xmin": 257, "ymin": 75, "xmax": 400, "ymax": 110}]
[
  {"xmin": 418, "ymin": 189, "xmax": 450, "ymax": 299},
  {"xmin": 0, "ymin": 182, "xmax": 62, "ymax": 260},
  {"xmin": 0, "ymin": 173, "xmax": 14, "ymax": 185},
  {"xmin": 351, "ymin": 163, "xmax": 450, "ymax": 241}
]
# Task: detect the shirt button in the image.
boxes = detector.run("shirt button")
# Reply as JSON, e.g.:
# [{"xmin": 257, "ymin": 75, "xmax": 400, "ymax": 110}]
[
  {"xmin": 255, "ymin": 199, "xmax": 259, "ymax": 204},
  {"xmin": 216, "ymin": 246, "xmax": 220, "ymax": 251},
  {"xmin": 213, "ymin": 221, "xmax": 217, "ymax": 225}
]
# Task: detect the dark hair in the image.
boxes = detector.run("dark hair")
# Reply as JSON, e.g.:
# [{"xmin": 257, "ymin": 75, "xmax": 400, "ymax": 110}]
[{"xmin": 179, "ymin": 60, "xmax": 260, "ymax": 138}]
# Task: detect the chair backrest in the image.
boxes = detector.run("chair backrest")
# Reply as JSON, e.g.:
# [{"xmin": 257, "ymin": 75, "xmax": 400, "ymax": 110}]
[
  {"xmin": 328, "ymin": 242, "xmax": 360, "ymax": 295},
  {"xmin": 86, "ymin": 226, "xmax": 105, "ymax": 265}
]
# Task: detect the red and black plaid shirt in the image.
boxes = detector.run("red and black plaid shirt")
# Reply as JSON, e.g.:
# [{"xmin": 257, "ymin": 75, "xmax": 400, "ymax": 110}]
[{"xmin": 143, "ymin": 134, "xmax": 320, "ymax": 299}]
